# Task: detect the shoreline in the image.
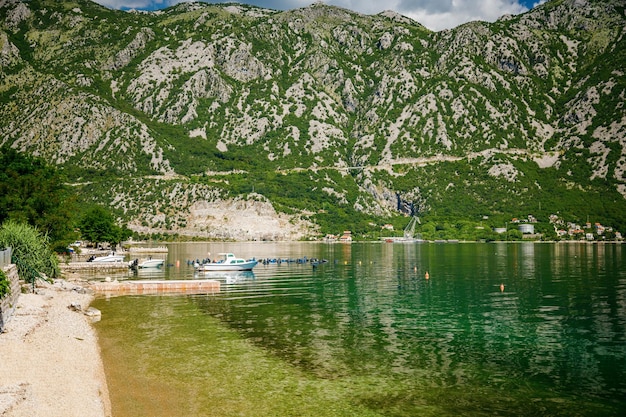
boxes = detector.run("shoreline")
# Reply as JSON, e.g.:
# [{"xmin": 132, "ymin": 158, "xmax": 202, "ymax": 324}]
[
  {"xmin": 0, "ymin": 279, "xmax": 111, "ymax": 417},
  {"xmin": 1, "ymin": 238, "xmax": 621, "ymax": 415}
]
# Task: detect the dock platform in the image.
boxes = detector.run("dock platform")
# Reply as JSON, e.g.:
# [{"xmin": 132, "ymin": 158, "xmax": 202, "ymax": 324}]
[
  {"xmin": 128, "ymin": 246, "xmax": 168, "ymax": 253},
  {"xmin": 89, "ymin": 279, "xmax": 220, "ymax": 295},
  {"xmin": 60, "ymin": 262, "xmax": 129, "ymax": 272}
]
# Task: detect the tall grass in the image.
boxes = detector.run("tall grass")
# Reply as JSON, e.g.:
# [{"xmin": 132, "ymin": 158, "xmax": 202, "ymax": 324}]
[{"xmin": 0, "ymin": 221, "xmax": 59, "ymax": 286}]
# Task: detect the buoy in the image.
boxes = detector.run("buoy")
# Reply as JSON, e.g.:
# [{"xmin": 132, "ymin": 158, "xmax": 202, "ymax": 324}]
[
  {"xmin": 425, "ymin": 271, "xmax": 429, "ymax": 279},
  {"xmin": 500, "ymin": 283, "xmax": 505, "ymax": 292},
  {"xmin": 176, "ymin": 260, "xmax": 180, "ymax": 268}
]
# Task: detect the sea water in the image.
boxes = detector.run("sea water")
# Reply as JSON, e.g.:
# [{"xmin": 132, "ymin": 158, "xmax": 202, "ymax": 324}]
[{"xmin": 92, "ymin": 242, "xmax": 626, "ymax": 416}]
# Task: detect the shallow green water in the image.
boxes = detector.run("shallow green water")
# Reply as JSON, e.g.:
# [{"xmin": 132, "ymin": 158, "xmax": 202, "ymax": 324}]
[{"xmin": 92, "ymin": 242, "xmax": 626, "ymax": 416}]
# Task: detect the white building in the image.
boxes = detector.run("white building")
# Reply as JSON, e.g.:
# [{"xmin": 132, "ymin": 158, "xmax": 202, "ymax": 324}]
[{"xmin": 519, "ymin": 224, "xmax": 535, "ymax": 234}]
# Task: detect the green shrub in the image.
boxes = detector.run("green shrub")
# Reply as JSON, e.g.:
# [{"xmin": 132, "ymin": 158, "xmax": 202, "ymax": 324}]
[
  {"xmin": 0, "ymin": 269, "xmax": 9, "ymax": 299},
  {"xmin": 0, "ymin": 221, "xmax": 59, "ymax": 285}
]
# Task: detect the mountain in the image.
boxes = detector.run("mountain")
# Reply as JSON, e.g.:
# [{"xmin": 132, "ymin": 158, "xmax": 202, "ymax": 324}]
[{"xmin": 1, "ymin": 0, "xmax": 625, "ymax": 240}]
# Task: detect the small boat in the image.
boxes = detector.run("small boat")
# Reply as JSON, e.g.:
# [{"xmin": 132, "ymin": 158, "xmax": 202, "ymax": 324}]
[
  {"xmin": 88, "ymin": 252, "xmax": 125, "ymax": 263},
  {"xmin": 129, "ymin": 258, "xmax": 165, "ymax": 269},
  {"xmin": 139, "ymin": 258, "xmax": 164, "ymax": 268},
  {"xmin": 194, "ymin": 253, "xmax": 258, "ymax": 271}
]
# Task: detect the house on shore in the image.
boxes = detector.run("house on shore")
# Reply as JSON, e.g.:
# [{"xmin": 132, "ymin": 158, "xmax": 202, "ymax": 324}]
[{"xmin": 339, "ymin": 231, "xmax": 352, "ymax": 243}]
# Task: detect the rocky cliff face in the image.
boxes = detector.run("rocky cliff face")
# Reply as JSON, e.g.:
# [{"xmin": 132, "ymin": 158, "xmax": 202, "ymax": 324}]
[{"xmin": 1, "ymin": 0, "xmax": 625, "ymax": 238}]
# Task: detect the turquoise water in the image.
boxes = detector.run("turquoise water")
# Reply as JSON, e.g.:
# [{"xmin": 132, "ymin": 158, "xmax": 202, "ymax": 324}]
[{"xmin": 92, "ymin": 242, "xmax": 626, "ymax": 416}]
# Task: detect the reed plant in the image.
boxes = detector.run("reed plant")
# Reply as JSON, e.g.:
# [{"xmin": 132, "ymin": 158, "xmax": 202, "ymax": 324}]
[{"xmin": 0, "ymin": 221, "xmax": 58, "ymax": 287}]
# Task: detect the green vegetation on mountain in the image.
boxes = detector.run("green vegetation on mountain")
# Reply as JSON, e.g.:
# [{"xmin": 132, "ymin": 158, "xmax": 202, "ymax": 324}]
[{"xmin": 1, "ymin": 0, "xmax": 625, "ymax": 240}]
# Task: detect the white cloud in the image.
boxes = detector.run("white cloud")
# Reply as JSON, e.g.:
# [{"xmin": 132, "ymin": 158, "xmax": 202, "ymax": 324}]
[
  {"xmin": 393, "ymin": 0, "xmax": 529, "ymax": 31},
  {"xmin": 323, "ymin": 0, "xmax": 530, "ymax": 30},
  {"xmin": 92, "ymin": 0, "xmax": 533, "ymax": 31}
]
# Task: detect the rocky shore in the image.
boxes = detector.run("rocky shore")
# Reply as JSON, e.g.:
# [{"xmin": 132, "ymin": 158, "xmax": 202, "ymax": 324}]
[{"xmin": 0, "ymin": 279, "xmax": 111, "ymax": 417}]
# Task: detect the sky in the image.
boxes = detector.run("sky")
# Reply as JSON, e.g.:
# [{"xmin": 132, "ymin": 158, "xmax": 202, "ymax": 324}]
[{"xmin": 92, "ymin": 0, "xmax": 548, "ymax": 31}]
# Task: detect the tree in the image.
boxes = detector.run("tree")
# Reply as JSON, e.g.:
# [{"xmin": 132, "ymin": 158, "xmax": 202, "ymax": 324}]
[
  {"xmin": 78, "ymin": 206, "xmax": 131, "ymax": 248},
  {"xmin": 0, "ymin": 146, "xmax": 77, "ymax": 250}
]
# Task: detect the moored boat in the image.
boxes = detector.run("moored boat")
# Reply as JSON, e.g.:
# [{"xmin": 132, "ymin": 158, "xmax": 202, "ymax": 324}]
[
  {"xmin": 88, "ymin": 252, "xmax": 125, "ymax": 263},
  {"xmin": 129, "ymin": 258, "xmax": 165, "ymax": 269},
  {"xmin": 139, "ymin": 258, "xmax": 164, "ymax": 268},
  {"xmin": 194, "ymin": 253, "xmax": 258, "ymax": 271}
]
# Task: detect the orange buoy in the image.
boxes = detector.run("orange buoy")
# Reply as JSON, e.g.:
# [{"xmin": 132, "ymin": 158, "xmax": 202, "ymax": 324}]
[
  {"xmin": 425, "ymin": 271, "xmax": 429, "ymax": 279},
  {"xmin": 500, "ymin": 283, "xmax": 505, "ymax": 292}
]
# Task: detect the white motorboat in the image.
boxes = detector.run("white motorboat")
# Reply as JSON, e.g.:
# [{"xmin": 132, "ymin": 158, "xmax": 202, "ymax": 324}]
[
  {"xmin": 88, "ymin": 252, "xmax": 125, "ymax": 263},
  {"xmin": 194, "ymin": 253, "xmax": 258, "ymax": 271},
  {"xmin": 137, "ymin": 258, "xmax": 165, "ymax": 269}
]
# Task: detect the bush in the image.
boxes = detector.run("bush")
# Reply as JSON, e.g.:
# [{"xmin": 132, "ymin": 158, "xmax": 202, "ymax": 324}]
[
  {"xmin": 0, "ymin": 269, "xmax": 9, "ymax": 299},
  {"xmin": 0, "ymin": 221, "xmax": 59, "ymax": 285}
]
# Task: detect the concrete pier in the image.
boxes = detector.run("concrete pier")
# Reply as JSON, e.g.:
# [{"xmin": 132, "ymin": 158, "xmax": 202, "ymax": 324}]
[
  {"xmin": 60, "ymin": 262, "xmax": 129, "ymax": 273},
  {"xmin": 128, "ymin": 246, "xmax": 168, "ymax": 254},
  {"xmin": 89, "ymin": 279, "xmax": 220, "ymax": 295}
]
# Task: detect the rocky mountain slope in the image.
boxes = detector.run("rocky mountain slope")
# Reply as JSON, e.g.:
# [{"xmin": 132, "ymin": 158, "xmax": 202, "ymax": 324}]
[{"xmin": 1, "ymin": 0, "xmax": 625, "ymax": 239}]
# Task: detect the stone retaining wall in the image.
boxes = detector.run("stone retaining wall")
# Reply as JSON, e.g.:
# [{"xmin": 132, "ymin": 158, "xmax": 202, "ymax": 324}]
[{"xmin": 0, "ymin": 265, "xmax": 21, "ymax": 332}]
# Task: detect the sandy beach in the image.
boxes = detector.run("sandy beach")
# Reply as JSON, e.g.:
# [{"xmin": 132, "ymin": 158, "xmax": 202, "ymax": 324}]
[{"xmin": 0, "ymin": 279, "xmax": 111, "ymax": 417}]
